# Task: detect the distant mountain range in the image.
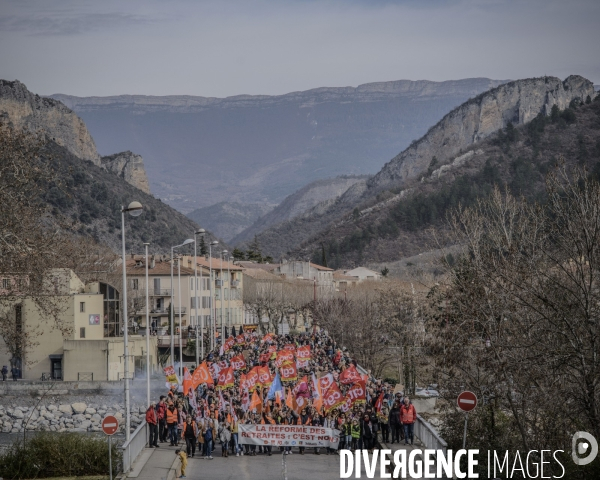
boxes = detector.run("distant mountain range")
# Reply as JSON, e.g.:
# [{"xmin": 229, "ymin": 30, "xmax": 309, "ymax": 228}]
[
  {"xmin": 50, "ymin": 78, "xmax": 509, "ymax": 214},
  {"xmin": 246, "ymin": 76, "xmax": 596, "ymax": 267}
]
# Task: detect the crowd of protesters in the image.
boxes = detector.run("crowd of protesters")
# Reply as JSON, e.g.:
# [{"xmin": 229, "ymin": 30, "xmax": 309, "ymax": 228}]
[{"xmin": 145, "ymin": 331, "xmax": 416, "ymax": 476}]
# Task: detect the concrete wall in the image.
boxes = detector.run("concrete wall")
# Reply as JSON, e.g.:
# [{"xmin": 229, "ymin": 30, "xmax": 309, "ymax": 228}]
[{"xmin": 63, "ymin": 339, "xmax": 109, "ymax": 381}]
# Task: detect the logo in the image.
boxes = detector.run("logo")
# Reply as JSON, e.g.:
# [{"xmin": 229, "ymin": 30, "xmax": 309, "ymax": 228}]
[{"xmin": 572, "ymin": 432, "xmax": 598, "ymax": 466}]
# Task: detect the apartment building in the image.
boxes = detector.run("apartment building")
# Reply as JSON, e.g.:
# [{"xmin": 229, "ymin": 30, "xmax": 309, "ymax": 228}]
[{"xmin": 0, "ymin": 268, "xmax": 158, "ymax": 381}]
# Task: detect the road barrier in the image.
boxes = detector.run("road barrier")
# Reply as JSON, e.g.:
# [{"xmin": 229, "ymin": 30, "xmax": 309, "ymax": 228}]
[
  {"xmin": 414, "ymin": 414, "xmax": 447, "ymax": 454},
  {"xmin": 122, "ymin": 419, "xmax": 148, "ymax": 473}
]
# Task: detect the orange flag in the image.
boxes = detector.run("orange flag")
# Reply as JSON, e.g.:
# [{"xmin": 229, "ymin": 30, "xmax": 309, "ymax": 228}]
[
  {"xmin": 191, "ymin": 361, "xmax": 213, "ymax": 388},
  {"xmin": 285, "ymin": 388, "xmax": 296, "ymax": 411},
  {"xmin": 182, "ymin": 367, "xmax": 193, "ymax": 394},
  {"xmin": 250, "ymin": 390, "xmax": 262, "ymax": 412}
]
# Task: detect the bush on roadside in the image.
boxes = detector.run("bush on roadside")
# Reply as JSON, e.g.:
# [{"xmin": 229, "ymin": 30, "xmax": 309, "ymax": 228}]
[{"xmin": 0, "ymin": 432, "xmax": 121, "ymax": 479}]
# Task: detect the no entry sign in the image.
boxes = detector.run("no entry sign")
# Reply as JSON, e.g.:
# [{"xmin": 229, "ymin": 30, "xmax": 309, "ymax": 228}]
[
  {"xmin": 102, "ymin": 415, "xmax": 119, "ymax": 435},
  {"xmin": 457, "ymin": 391, "xmax": 477, "ymax": 412}
]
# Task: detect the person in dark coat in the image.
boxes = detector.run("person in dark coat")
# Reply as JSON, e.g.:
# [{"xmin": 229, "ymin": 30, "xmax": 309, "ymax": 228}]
[
  {"xmin": 361, "ymin": 413, "xmax": 374, "ymax": 452},
  {"xmin": 11, "ymin": 366, "xmax": 18, "ymax": 381},
  {"xmin": 1, "ymin": 365, "xmax": 7, "ymax": 381},
  {"xmin": 389, "ymin": 402, "xmax": 402, "ymax": 444}
]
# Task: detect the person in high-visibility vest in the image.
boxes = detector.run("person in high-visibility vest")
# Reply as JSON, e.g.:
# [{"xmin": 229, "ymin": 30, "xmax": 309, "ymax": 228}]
[{"xmin": 166, "ymin": 402, "xmax": 178, "ymax": 446}]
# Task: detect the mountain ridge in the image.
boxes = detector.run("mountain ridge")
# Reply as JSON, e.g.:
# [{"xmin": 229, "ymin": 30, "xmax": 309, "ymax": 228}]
[{"xmin": 47, "ymin": 78, "xmax": 510, "ymax": 214}]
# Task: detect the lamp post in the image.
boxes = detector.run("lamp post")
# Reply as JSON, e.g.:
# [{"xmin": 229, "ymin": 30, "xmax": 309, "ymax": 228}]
[
  {"xmin": 208, "ymin": 240, "xmax": 219, "ymax": 351},
  {"xmin": 194, "ymin": 229, "xmax": 205, "ymax": 364},
  {"xmin": 220, "ymin": 250, "xmax": 228, "ymax": 341},
  {"xmin": 177, "ymin": 256, "xmax": 183, "ymax": 377},
  {"xmin": 225, "ymin": 251, "xmax": 231, "ymax": 332},
  {"xmin": 170, "ymin": 239, "xmax": 194, "ymax": 375},
  {"xmin": 144, "ymin": 242, "xmax": 150, "ymax": 408},
  {"xmin": 121, "ymin": 201, "xmax": 143, "ymax": 441}
]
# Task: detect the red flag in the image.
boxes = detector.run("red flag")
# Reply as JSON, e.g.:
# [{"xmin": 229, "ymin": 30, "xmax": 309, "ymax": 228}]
[
  {"xmin": 218, "ymin": 367, "xmax": 235, "ymax": 389},
  {"xmin": 246, "ymin": 366, "xmax": 259, "ymax": 392},
  {"xmin": 280, "ymin": 361, "xmax": 298, "ymax": 382},
  {"xmin": 318, "ymin": 373, "xmax": 334, "ymax": 393},
  {"xmin": 375, "ymin": 390, "xmax": 385, "ymax": 413},
  {"xmin": 224, "ymin": 335, "xmax": 236, "ymax": 352},
  {"xmin": 275, "ymin": 349, "xmax": 294, "ymax": 367},
  {"xmin": 258, "ymin": 366, "xmax": 272, "ymax": 387},
  {"xmin": 283, "ymin": 344, "xmax": 296, "ymax": 351},
  {"xmin": 339, "ymin": 365, "xmax": 362, "ymax": 385},
  {"xmin": 296, "ymin": 345, "xmax": 311, "ymax": 360},
  {"xmin": 259, "ymin": 353, "xmax": 271, "ymax": 364},
  {"xmin": 235, "ymin": 334, "xmax": 245, "ymax": 345},
  {"xmin": 322, "ymin": 382, "xmax": 344, "ymax": 412},
  {"xmin": 231, "ymin": 355, "xmax": 247, "ymax": 370},
  {"xmin": 347, "ymin": 381, "xmax": 367, "ymax": 406}
]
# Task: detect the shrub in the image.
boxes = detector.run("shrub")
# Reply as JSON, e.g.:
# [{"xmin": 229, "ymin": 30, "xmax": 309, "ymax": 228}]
[{"xmin": 0, "ymin": 432, "xmax": 121, "ymax": 478}]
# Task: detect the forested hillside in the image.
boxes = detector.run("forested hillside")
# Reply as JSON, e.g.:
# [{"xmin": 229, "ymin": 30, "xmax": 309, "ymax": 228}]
[{"xmin": 298, "ymin": 96, "xmax": 600, "ymax": 268}]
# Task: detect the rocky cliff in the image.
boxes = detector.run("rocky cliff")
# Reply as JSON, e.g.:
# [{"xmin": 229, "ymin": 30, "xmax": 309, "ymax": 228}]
[
  {"xmin": 368, "ymin": 75, "xmax": 594, "ymax": 191},
  {"xmin": 101, "ymin": 151, "xmax": 151, "ymax": 194},
  {"xmin": 0, "ymin": 79, "xmax": 101, "ymax": 165}
]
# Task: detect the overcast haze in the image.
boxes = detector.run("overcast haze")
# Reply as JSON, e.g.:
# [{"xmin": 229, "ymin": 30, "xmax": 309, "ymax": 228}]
[{"xmin": 1, "ymin": 0, "xmax": 599, "ymax": 98}]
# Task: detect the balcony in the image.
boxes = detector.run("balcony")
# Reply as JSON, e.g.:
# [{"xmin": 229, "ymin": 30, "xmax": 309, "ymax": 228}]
[
  {"xmin": 215, "ymin": 279, "xmax": 224, "ymax": 287},
  {"xmin": 149, "ymin": 288, "xmax": 172, "ymax": 296},
  {"xmin": 174, "ymin": 307, "xmax": 186, "ymax": 314},
  {"xmin": 231, "ymin": 280, "xmax": 240, "ymax": 288}
]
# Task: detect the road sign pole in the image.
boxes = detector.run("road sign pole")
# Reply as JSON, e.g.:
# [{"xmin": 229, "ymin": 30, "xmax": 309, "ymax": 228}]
[
  {"xmin": 108, "ymin": 435, "xmax": 112, "ymax": 480},
  {"xmin": 462, "ymin": 412, "xmax": 468, "ymax": 449}
]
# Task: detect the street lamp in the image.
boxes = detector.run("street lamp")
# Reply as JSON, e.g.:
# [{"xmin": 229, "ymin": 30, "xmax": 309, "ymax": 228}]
[
  {"xmin": 144, "ymin": 242, "xmax": 150, "ymax": 409},
  {"xmin": 121, "ymin": 201, "xmax": 143, "ymax": 441},
  {"xmin": 208, "ymin": 240, "xmax": 219, "ymax": 351},
  {"xmin": 221, "ymin": 249, "xmax": 228, "ymax": 341},
  {"xmin": 170, "ymin": 239, "xmax": 194, "ymax": 376},
  {"xmin": 193, "ymin": 229, "xmax": 205, "ymax": 364}
]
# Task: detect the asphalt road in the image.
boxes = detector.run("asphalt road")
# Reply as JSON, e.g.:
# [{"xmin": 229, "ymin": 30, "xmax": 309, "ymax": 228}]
[{"xmin": 182, "ymin": 449, "xmax": 342, "ymax": 480}]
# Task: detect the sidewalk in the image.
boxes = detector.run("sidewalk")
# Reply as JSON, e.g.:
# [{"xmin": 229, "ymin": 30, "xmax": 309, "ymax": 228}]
[{"xmin": 126, "ymin": 443, "xmax": 180, "ymax": 480}]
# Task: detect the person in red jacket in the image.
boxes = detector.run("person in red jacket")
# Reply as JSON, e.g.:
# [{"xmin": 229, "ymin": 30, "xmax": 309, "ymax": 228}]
[
  {"xmin": 146, "ymin": 402, "xmax": 159, "ymax": 447},
  {"xmin": 400, "ymin": 397, "xmax": 416, "ymax": 445},
  {"xmin": 156, "ymin": 396, "xmax": 168, "ymax": 443}
]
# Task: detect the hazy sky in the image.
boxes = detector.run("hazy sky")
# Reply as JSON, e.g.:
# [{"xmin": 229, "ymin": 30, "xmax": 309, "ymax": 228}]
[{"xmin": 1, "ymin": 0, "xmax": 598, "ymax": 98}]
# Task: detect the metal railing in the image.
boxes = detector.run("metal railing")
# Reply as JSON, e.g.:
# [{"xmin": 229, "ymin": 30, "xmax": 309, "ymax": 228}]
[
  {"xmin": 150, "ymin": 288, "xmax": 172, "ymax": 296},
  {"xmin": 122, "ymin": 420, "xmax": 148, "ymax": 474},
  {"xmin": 77, "ymin": 372, "xmax": 93, "ymax": 381},
  {"xmin": 414, "ymin": 414, "xmax": 447, "ymax": 454}
]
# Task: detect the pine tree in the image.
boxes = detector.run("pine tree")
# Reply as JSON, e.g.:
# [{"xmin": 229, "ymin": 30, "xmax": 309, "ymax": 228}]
[
  {"xmin": 321, "ymin": 244, "xmax": 328, "ymax": 268},
  {"xmin": 198, "ymin": 236, "xmax": 207, "ymax": 256}
]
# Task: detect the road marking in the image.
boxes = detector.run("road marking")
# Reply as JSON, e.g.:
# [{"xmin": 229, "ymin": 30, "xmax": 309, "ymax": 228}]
[{"xmin": 459, "ymin": 399, "xmax": 475, "ymax": 404}]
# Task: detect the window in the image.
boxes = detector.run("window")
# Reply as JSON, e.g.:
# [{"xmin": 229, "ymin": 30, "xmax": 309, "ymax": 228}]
[
  {"xmin": 202, "ymin": 296, "xmax": 212, "ymax": 308},
  {"xmin": 2, "ymin": 278, "xmax": 9, "ymax": 289},
  {"xmin": 131, "ymin": 279, "xmax": 139, "ymax": 290},
  {"xmin": 80, "ymin": 327, "xmax": 86, "ymax": 338},
  {"xmin": 190, "ymin": 278, "xmax": 194, "ymax": 290},
  {"xmin": 80, "ymin": 302, "xmax": 85, "ymax": 312}
]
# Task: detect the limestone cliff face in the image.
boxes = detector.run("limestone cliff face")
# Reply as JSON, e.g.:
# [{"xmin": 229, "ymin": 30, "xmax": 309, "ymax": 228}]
[
  {"xmin": 0, "ymin": 80, "xmax": 101, "ymax": 165},
  {"xmin": 101, "ymin": 151, "xmax": 151, "ymax": 194},
  {"xmin": 368, "ymin": 75, "xmax": 595, "ymax": 191}
]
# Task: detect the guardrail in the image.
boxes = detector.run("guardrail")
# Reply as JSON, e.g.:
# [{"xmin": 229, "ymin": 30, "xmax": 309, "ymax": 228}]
[
  {"xmin": 414, "ymin": 414, "xmax": 447, "ymax": 454},
  {"xmin": 122, "ymin": 419, "xmax": 148, "ymax": 474}
]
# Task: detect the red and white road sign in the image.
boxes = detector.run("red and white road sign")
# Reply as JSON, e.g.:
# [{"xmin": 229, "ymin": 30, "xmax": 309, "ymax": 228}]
[
  {"xmin": 102, "ymin": 415, "xmax": 119, "ymax": 435},
  {"xmin": 457, "ymin": 391, "xmax": 478, "ymax": 412}
]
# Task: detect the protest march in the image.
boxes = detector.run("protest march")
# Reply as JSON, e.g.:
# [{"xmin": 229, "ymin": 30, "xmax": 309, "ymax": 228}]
[{"xmin": 146, "ymin": 329, "xmax": 416, "ymax": 476}]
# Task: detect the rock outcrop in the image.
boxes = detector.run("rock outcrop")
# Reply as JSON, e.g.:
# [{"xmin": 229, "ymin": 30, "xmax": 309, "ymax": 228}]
[
  {"xmin": 0, "ymin": 79, "xmax": 101, "ymax": 165},
  {"xmin": 368, "ymin": 75, "xmax": 595, "ymax": 191},
  {"xmin": 101, "ymin": 151, "xmax": 151, "ymax": 194}
]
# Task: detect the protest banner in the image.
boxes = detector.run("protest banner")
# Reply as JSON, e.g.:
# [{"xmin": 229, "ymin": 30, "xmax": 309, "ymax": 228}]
[{"xmin": 239, "ymin": 424, "xmax": 340, "ymax": 449}]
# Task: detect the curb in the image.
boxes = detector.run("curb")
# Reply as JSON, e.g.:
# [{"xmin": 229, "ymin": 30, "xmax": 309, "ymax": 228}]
[{"xmin": 167, "ymin": 456, "xmax": 180, "ymax": 480}]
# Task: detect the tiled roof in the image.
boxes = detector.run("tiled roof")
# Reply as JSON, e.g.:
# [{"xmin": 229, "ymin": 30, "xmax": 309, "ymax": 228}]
[
  {"xmin": 242, "ymin": 268, "xmax": 281, "ymax": 280},
  {"xmin": 236, "ymin": 261, "xmax": 279, "ymax": 271},
  {"xmin": 195, "ymin": 257, "xmax": 243, "ymax": 271},
  {"xmin": 309, "ymin": 262, "xmax": 333, "ymax": 272},
  {"xmin": 125, "ymin": 259, "xmax": 195, "ymax": 276}
]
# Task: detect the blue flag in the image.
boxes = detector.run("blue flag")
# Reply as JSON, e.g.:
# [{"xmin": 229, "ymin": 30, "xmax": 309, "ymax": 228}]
[{"xmin": 267, "ymin": 372, "xmax": 284, "ymax": 401}]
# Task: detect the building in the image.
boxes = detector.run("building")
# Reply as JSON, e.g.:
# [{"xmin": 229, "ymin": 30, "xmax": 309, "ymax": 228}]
[
  {"xmin": 273, "ymin": 261, "xmax": 334, "ymax": 298},
  {"xmin": 0, "ymin": 268, "xmax": 158, "ymax": 381},
  {"xmin": 336, "ymin": 267, "xmax": 382, "ymax": 282},
  {"xmin": 333, "ymin": 271, "xmax": 359, "ymax": 291}
]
